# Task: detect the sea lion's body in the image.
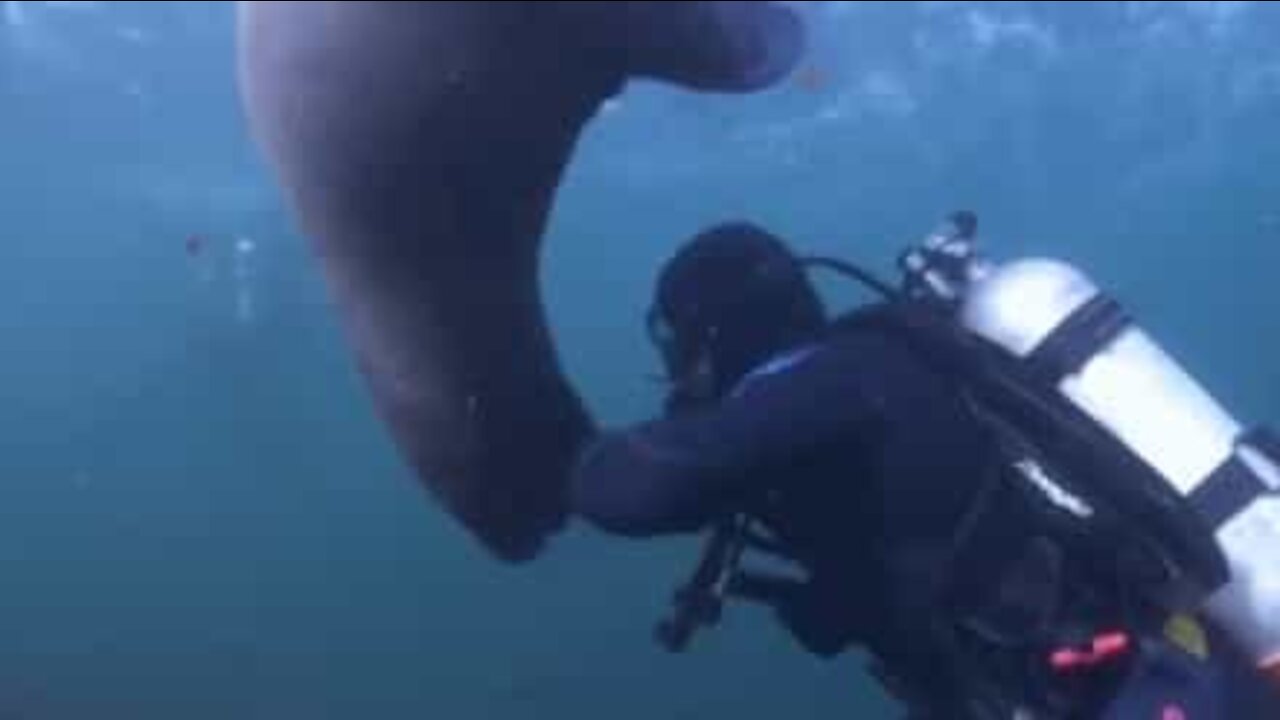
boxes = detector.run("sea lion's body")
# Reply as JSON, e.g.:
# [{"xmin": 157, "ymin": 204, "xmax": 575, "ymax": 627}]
[{"xmin": 236, "ymin": 1, "xmax": 803, "ymax": 561}]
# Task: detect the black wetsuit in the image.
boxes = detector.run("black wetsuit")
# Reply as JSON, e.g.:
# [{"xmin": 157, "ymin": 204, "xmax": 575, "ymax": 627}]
[
  {"xmin": 570, "ymin": 316, "xmax": 1279, "ymax": 719},
  {"xmin": 574, "ymin": 322, "xmax": 992, "ymax": 695}
]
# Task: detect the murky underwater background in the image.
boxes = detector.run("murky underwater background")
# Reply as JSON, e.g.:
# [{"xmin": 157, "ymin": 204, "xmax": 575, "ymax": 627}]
[{"xmin": 1, "ymin": 1, "xmax": 1278, "ymax": 718}]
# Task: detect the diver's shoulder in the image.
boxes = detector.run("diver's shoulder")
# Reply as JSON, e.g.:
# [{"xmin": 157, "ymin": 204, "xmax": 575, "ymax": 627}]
[
  {"xmin": 805, "ymin": 303, "xmax": 955, "ymax": 381},
  {"xmin": 739, "ymin": 303, "xmax": 931, "ymax": 389},
  {"xmin": 821, "ymin": 304, "xmax": 916, "ymax": 350},
  {"xmin": 825, "ymin": 300, "xmax": 919, "ymax": 336}
]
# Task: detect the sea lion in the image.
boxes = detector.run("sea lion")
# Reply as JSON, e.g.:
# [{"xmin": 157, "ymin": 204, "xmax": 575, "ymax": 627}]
[{"xmin": 236, "ymin": 1, "xmax": 804, "ymax": 562}]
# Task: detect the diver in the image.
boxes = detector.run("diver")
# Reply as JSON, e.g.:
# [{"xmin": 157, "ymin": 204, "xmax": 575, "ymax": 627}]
[{"xmin": 569, "ymin": 218, "xmax": 1280, "ymax": 719}]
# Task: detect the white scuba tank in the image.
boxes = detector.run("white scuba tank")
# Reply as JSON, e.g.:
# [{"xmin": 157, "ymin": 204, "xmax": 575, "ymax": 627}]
[{"xmin": 958, "ymin": 257, "xmax": 1280, "ymax": 676}]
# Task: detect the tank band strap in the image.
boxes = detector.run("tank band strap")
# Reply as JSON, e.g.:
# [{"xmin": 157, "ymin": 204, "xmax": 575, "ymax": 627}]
[
  {"xmin": 1189, "ymin": 426, "xmax": 1279, "ymax": 529},
  {"xmin": 1025, "ymin": 294, "xmax": 1130, "ymax": 385}
]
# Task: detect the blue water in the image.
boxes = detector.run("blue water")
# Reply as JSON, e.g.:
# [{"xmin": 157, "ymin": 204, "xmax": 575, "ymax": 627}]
[{"xmin": 1, "ymin": 2, "xmax": 1277, "ymax": 718}]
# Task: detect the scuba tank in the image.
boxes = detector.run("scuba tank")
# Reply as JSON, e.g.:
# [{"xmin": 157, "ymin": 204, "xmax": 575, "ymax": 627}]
[{"xmin": 899, "ymin": 213, "xmax": 1280, "ymax": 680}]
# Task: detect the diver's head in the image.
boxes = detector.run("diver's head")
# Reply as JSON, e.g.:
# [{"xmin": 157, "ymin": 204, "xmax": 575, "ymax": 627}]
[{"xmin": 647, "ymin": 222, "xmax": 827, "ymax": 409}]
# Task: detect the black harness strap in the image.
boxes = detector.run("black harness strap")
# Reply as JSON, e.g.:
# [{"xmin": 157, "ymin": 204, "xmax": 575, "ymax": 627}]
[
  {"xmin": 1024, "ymin": 294, "xmax": 1130, "ymax": 386},
  {"xmin": 1189, "ymin": 426, "xmax": 1280, "ymax": 530}
]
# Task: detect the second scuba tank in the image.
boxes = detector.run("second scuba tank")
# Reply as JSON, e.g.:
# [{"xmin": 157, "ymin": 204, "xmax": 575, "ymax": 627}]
[{"xmin": 956, "ymin": 252, "xmax": 1280, "ymax": 679}]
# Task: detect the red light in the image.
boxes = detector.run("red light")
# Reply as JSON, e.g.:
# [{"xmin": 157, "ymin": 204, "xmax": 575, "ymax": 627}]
[
  {"xmin": 1093, "ymin": 632, "xmax": 1130, "ymax": 659},
  {"xmin": 1049, "ymin": 631, "xmax": 1132, "ymax": 673}
]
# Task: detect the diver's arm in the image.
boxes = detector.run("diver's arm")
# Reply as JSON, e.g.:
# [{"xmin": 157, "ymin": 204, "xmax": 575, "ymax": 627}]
[
  {"xmin": 570, "ymin": 339, "xmax": 880, "ymax": 537},
  {"xmin": 568, "ymin": 411, "xmax": 753, "ymax": 537}
]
